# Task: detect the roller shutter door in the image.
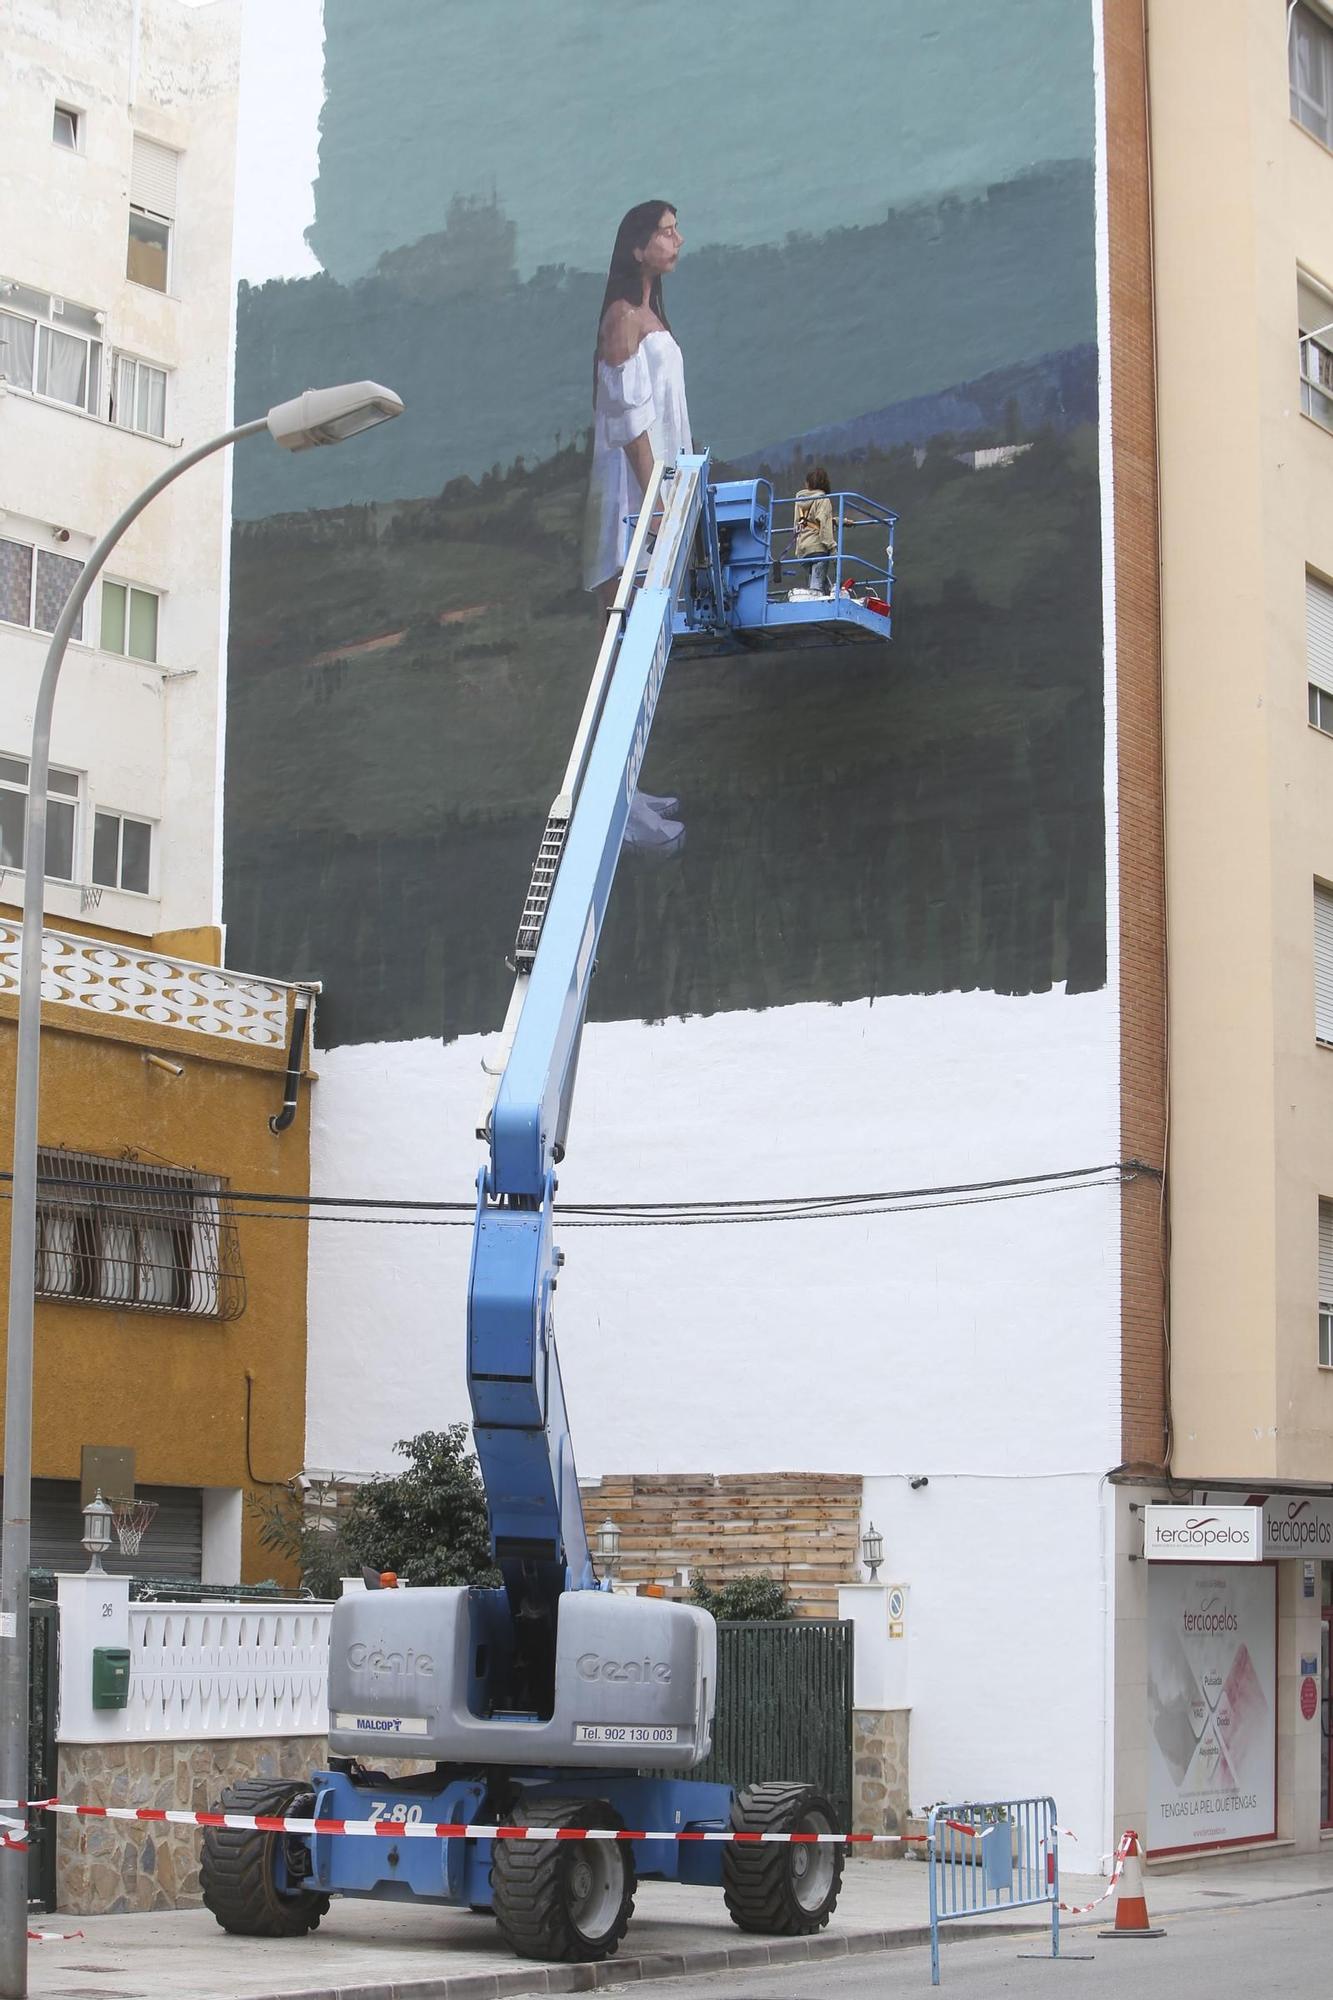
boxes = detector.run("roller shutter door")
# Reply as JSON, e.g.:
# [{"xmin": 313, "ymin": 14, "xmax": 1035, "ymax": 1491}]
[
  {"xmin": 18, "ymin": 1481, "xmax": 203, "ymax": 1579},
  {"xmin": 1317, "ymin": 884, "xmax": 1333, "ymax": 1045},
  {"xmin": 1309, "ymin": 574, "xmax": 1333, "ymax": 697},
  {"xmin": 1320, "ymin": 1202, "xmax": 1333, "ymax": 1309},
  {"xmin": 130, "ymin": 136, "xmax": 178, "ymax": 219}
]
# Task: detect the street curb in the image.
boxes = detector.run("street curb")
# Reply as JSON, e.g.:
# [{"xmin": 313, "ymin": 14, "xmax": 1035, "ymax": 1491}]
[{"xmin": 213, "ymin": 1923, "xmax": 946, "ymax": 2000}]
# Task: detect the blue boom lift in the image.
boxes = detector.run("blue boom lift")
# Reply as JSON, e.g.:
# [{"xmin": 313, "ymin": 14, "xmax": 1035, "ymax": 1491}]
[{"xmin": 200, "ymin": 455, "xmax": 897, "ymax": 1963}]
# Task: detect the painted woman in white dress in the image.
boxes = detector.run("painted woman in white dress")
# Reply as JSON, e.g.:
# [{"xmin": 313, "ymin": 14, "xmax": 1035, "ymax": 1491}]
[
  {"xmin": 583, "ymin": 202, "xmax": 690, "ymax": 851},
  {"xmin": 583, "ymin": 200, "xmax": 691, "ymax": 605}
]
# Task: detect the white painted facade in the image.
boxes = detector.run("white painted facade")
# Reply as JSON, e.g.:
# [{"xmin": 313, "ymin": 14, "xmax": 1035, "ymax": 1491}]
[
  {"xmin": 306, "ymin": 988, "xmax": 1123, "ymax": 1847},
  {"xmin": 0, "ymin": 0, "xmax": 240, "ymax": 937}
]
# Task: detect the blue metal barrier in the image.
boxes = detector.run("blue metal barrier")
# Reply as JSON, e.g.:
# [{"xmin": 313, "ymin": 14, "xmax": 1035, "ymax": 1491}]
[{"xmin": 927, "ymin": 1796, "xmax": 1059, "ymax": 1985}]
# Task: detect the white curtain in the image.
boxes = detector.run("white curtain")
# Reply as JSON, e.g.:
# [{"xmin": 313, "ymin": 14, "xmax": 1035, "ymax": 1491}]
[
  {"xmin": 138, "ymin": 1223, "xmax": 178, "ymax": 1306},
  {"xmin": 137, "ymin": 366, "xmax": 165, "ymax": 437},
  {"xmin": 0, "ymin": 311, "xmax": 35, "ymax": 389},
  {"xmin": 100, "ymin": 1220, "xmax": 135, "ymax": 1302},
  {"xmin": 190, "ymin": 1199, "xmax": 220, "ymax": 1316},
  {"xmin": 38, "ymin": 325, "xmax": 87, "ymax": 408},
  {"xmin": 37, "ymin": 1211, "xmax": 77, "ymax": 1296}
]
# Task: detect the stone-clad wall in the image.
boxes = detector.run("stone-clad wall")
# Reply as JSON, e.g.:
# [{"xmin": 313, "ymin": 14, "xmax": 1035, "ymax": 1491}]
[
  {"xmin": 57, "ymin": 1736, "xmax": 328, "ymax": 1914},
  {"xmin": 851, "ymin": 1707, "xmax": 910, "ymax": 1858}
]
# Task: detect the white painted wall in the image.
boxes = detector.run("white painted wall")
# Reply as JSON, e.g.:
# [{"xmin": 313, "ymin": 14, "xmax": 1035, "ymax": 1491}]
[
  {"xmin": 306, "ymin": 988, "xmax": 1120, "ymax": 1850},
  {"xmin": 858, "ymin": 1472, "xmax": 1115, "ymax": 1852},
  {"xmin": 308, "ymin": 988, "xmax": 1120, "ymax": 1481},
  {"xmin": 0, "ymin": 0, "xmax": 241, "ymax": 936}
]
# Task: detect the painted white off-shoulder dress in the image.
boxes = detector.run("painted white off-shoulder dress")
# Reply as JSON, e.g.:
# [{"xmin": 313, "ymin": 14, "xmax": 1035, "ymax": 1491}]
[{"xmin": 582, "ymin": 329, "xmax": 692, "ymax": 594}]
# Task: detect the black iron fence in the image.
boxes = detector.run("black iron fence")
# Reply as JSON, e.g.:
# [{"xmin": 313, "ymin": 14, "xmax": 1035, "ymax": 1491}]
[
  {"xmin": 689, "ymin": 1618, "xmax": 854, "ymax": 1830},
  {"xmin": 28, "ymin": 1599, "xmax": 58, "ymax": 1912}
]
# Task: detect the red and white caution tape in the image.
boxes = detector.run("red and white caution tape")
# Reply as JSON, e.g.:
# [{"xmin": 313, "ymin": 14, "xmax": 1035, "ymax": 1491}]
[
  {"xmin": 1056, "ymin": 1830, "xmax": 1133, "ymax": 1915},
  {"xmin": 0, "ymin": 1798, "xmax": 895, "ymax": 1847},
  {"xmin": 899, "ymin": 1818, "xmax": 993, "ymax": 1846}
]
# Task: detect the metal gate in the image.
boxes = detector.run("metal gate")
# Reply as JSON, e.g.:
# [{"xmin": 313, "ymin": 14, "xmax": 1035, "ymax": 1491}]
[
  {"xmin": 28, "ymin": 1600, "xmax": 58, "ymax": 1912},
  {"xmin": 690, "ymin": 1618, "xmax": 854, "ymax": 1830}
]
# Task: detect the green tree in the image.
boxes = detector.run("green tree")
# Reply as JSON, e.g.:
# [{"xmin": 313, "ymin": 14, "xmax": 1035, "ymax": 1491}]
[
  {"xmin": 252, "ymin": 1426, "xmax": 500, "ymax": 1597},
  {"xmin": 689, "ymin": 1572, "xmax": 791, "ymax": 1621}
]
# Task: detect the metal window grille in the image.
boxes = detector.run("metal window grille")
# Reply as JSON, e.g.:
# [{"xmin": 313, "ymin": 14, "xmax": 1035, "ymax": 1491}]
[{"xmin": 34, "ymin": 1149, "xmax": 244, "ymax": 1320}]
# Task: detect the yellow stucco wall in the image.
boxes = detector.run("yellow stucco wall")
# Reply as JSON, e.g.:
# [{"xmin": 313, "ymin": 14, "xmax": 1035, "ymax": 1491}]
[{"xmin": 0, "ymin": 1003, "xmax": 309, "ymax": 1581}]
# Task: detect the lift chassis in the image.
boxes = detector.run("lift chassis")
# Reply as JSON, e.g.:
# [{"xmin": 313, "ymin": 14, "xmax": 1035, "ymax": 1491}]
[{"xmin": 202, "ymin": 456, "xmax": 895, "ymax": 1962}]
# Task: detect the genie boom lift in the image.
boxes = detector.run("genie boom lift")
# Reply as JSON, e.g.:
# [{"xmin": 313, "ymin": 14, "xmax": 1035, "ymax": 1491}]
[{"xmin": 201, "ymin": 456, "xmax": 897, "ymax": 1963}]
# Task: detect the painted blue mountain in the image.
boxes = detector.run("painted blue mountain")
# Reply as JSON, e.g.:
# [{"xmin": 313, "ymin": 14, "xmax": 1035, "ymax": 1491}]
[{"xmin": 726, "ymin": 345, "xmax": 1098, "ymax": 476}]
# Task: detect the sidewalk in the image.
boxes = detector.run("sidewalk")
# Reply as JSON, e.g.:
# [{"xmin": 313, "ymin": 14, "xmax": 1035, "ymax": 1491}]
[{"xmin": 24, "ymin": 1846, "xmax": 1333, "ymax": 2000}]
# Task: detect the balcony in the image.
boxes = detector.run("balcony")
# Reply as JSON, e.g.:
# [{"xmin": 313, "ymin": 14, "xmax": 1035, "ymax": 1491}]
[{"xmin": 0, "ymin": 914, "xmax": 308, "ymax": 1063}]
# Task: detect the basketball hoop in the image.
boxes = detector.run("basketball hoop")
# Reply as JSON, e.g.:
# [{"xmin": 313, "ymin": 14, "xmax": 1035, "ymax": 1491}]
[{"xmin": 111, "ymin": 1497, "xmax": 158, "ymax": 1559}]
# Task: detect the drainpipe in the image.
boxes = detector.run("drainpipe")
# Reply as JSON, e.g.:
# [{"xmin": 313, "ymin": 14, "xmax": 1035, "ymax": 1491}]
[{"xmin": 270, "ymin": 983, "xmax": 320, "ymax": 1133}]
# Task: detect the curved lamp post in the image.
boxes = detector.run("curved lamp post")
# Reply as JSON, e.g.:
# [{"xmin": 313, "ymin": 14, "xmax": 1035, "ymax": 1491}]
[{"xmin": 0, "ymin": 382, "xmax": 402, "ymax": 1995}]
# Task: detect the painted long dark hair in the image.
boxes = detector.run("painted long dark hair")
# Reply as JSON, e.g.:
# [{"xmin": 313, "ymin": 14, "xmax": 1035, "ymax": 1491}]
[{"xmin": 594, "ymin": 200, "xmax": 676, "ymax": 393}]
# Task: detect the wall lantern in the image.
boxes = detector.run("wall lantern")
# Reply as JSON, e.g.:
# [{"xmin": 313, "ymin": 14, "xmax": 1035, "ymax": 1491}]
[
  {"xmin": 594, "ymin": 1519, "xmax": 622, "ymax": 1577},
  {"xmin": 861, "ymin": 1521, "xmax": 884, "ymax": 1582},
  {"xmin": 81, "ymin": 1489, "xmax": 114, "ymax": 1575}
]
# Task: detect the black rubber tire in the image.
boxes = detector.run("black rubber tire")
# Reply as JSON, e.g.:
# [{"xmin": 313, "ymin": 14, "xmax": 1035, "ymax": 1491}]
[
  {"xmin": 200, "ymin": 1778, "xmax": 329, "ymax": 1937},
  {"xmin": 491, "ymin": 1796, "xmax": 636, "ymax": 1963},
  {"xmin": 722, "ymin": 1782, "xmax": 844, "ymax": 1935}
]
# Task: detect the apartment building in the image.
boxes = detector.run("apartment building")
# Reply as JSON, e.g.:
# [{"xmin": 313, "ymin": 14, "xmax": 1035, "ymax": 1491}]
[
  {"xmin": 0, "ymin": 0, "xmax": 311, "ymax": 1584},
  {"xmin": 1105, "ymin": 0, "xmax": 1333, "ymax": 1862}
]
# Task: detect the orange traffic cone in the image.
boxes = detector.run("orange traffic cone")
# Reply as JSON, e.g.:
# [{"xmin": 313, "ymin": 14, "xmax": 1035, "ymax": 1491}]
[{"xmin": 1097, "ymin": 1830, "xmax": 1165, "ymax": 1938}]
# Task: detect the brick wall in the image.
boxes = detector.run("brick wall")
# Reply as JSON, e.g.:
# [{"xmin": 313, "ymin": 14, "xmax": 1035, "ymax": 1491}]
[
  {"xmin": 581, "ymin": 1472, "xmax": 863, "ymax": 1619},
  {"xmin": 1106, "ymin": 0, "xmax": 1169, "ymax": 1469}
]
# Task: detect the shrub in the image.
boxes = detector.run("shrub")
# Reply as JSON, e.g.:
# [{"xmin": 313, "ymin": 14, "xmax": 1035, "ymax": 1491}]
[
  {"xmin": 689, "ymin": 1572, "xmax": 791, "ymax": 1621},
  {"xmin": 252, "ymin": 1425, "xmax": 500, "ymax": 1596}
]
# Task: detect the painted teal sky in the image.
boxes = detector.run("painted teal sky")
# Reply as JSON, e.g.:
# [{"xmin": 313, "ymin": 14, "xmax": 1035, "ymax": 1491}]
[{"xmin": 309, "ymin": 0, "xmax": 1095, "ymax": 282}]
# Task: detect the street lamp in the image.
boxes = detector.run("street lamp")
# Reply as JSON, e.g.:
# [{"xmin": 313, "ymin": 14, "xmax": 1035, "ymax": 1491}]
[
  {"xmin": 594, "ymin": 1519, "xmax": 622, "ymax": 1580},
  {"xmin": 79, "ymin": 1492, "xmax": 113, "ymax": 1577},
  {"xmin": 0, "ymin": 381, "xmax": 402, "ymax": 1997},
  {"xmin": 861, "ymin": 1523, "xmax": 884, "ymax": 1582}
]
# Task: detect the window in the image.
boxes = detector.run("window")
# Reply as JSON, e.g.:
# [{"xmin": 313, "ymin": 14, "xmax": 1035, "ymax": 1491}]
[
  {"xmin": 1292, "ymin": 3, "xmax": 1333, "ymax": 150},
  {"xmin": 0, "ymin": 536, "xmax": 85, "ymax": 641},
  {"xmin": 127, "ymin": 136, "xmax": 177, "ymax": 293},
  {"xmin": 1300, "ymin": 273, "xmax": 1333, "ymax": 432},
  {"xmin": 0, "ymin": 278, "xmax": 102, "ymax": 416},
  {"xmin": 52, "ymin": 105, "xmax": 80, "ymax": 151},
  {"xmin": 109, "ymin": 352, "xmax": 167, "ymax": 438},
  {"xmin": 92, "ymin": 809, "xmax": 152, "ymax": 895},
  {"xmin": 34, "ymin": 1149, "xmax": 244, "ymax": 1320},
  {"xmin": 0, "ymin": 756, "xmax": 80, "ymax": 882},
  {"xmin": 1312, "ymin": 1192, "xmax": 1320, "ymax": 1368},
  {"xmin": 100, "ymin": 579, "xmax": 159, "ymax": 662},
  {"xmin": 1317, "ymin": 882, "xmax": 1333, "ymax": 1042},
  {"xmin": 1310, "ymin": 574, "xmax": 1333, "ymax": 733}
]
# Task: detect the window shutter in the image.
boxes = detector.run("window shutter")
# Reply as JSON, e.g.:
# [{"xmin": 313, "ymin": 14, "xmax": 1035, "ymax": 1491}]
[
  {"xmin": 130, "ymin": 135, "xmax": 178, "ymax": 218},
  {"xmin": 1308, "ymin": 574, "xmax": 1333, "ymax": 698},
  {"xmin": 1316, "ymin": 884, "xmax": 1333, "ymax": 1043},
  {"xmin": 1320, "ymin": 1201, "xmax": 1333, "ymax": 1310}
]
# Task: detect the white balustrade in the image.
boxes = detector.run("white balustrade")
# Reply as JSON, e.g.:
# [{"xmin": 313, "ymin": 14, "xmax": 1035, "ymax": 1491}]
[
  {"xmin": 0, "ymin": 917, "xmax": 294, "ymax": 1048},
  {"xmin": 124, "ymin": 1603, "xmax": 333, "ymax": 1739}
]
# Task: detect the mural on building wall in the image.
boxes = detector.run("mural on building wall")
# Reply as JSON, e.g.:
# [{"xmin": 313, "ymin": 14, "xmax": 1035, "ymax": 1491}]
[{"xmin": 226, "ymin": 0, "xmax": 1103, "ymax": 1048}]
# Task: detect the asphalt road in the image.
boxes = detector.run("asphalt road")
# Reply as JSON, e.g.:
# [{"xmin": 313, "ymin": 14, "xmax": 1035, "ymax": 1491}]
[{"xmin": 598, "ymin": 1890, "xmax": 1333, "ymax": 1997}]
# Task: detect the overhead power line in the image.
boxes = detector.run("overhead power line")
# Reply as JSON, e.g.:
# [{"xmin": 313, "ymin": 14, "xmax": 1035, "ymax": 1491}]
[{"xmin": 1, "ymin": 1161, "xmax": 1156, "ymax": 1230}]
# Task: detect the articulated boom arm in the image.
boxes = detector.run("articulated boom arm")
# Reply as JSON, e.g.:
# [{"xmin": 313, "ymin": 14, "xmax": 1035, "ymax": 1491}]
[{"xmin": 467, "ymin": 455, "xmax": 717, "ymax": 1665}]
